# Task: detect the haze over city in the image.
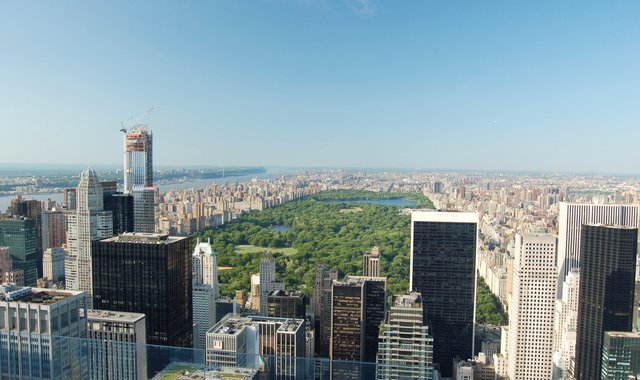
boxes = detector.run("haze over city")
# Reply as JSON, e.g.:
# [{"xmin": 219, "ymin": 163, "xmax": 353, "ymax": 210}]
[{"xmin": 1, "ymin": 1, "xmax": 639, "ymax": 173}]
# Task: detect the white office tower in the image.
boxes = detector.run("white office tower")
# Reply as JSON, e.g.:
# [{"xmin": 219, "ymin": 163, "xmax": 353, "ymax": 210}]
[
  {"xmin": 192, "ymin": 238, "xmax": 220, "ymax": 350},
  {"xmin": 0, "ymin": 285, "xmax": 89, "ymax": 379},
  {"xmin": 552, "ymin": 269, "xmax": 580, "ymax": 379},
  {"xmin": 43, "ymin": 246, "xmax": 66, "ymax": 281},
  {"xmin": 65, "ymin": 168, "xmax": 113, "ymax": 308},
  {"xmin": 507, "ymin": 233, "xmax": 557, "ymax": 380},
  {"xmin": 557, "ymin": 203, "xmax": 639, "ymax": 294},
  {"xmin": 193, "ymin": 238, "xmax": 220, "ymax": 297},
  {"xmin": 123, "ymin": 127, "xmax": 157, "ymax": 233},
  {"xmin": 87, "ymin": 309, "xmax": 147, "ymax": 380},
  {"xmin": 259, "ymin": 251, "xmax": 283, "ymax": 314},
  {"xmin": 376, "ymin": 292, "xmax": 433, "ymax": 380}
]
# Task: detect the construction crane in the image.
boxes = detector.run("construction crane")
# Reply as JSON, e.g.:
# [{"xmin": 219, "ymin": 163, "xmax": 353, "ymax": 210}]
[{"xmin": 120, "ymin": 107, "xmax": 155, "ymax": 133}]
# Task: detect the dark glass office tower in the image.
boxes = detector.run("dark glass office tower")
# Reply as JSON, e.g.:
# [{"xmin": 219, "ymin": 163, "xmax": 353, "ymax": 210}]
[
  {"xmin": 575, "ymin": 224, "xmax": 638, "ymax": 380},
  {"xmin": 0, "ymin": 216, "xmax": 37, "ymax": 286},
  {"xmin": 410, "ymin": 211, "xmax": 478, "ymax": 377},
  {"xmin": 103, "ymin": 193, "xmax": 134, "ymax": 234},
  {"xmin": 330, "ymin": 276, "xmax": 386, "ymax": 362},
  {"xmin": 10, "ymin": 197, "xmax": 43, "ymax": 277},
  {"xmin": 92, "ymin": 233, "xmax": 193, "ymax": 348},
  {"xmin": 267, "ymin": 290, "xmax": 306, "ymax": 319}
]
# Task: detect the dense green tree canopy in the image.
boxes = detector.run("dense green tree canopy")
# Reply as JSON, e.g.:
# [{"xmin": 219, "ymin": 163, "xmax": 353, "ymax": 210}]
[{"xmin": 192, "ymin": 190, "xmax": 432, "ymax": 298}]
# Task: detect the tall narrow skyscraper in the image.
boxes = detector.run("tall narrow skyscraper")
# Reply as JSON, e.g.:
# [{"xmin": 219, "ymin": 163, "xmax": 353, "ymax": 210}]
[
  {"xmin": 64, "ymin": 168, "xmax": 113, "ymax": 308},
  {"xmin": 312, "ymin": 263, "xmax": 338, "ymax": 357},
  {"xmin": 123, "ymin": 127, "xmax": 153, "ymax": 192},
  {"xmin": 507, "ymin": 233, "xmax": 557, "ymax": 380},
  {"xmin": 192, "ymin": 238, "xmax": 219, "ymax": 350},
  {"xmin": 574, "ymin": 224, "xmax": 638, "ymax": 380},
  {"xmin": 259, "ymin": 251, "xmax": 283, "ymax": 314},
  {"xmin": 410, "ymin": 210, "xmax": 478, "ymax": 377},
  {"xmin": 123, "ymin": 127, "xmax": 157, "ymax": 233}
]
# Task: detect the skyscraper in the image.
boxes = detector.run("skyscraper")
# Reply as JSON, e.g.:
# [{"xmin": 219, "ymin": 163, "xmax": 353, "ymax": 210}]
[
  {"xmin": 507, "ymin": 233, "xmax": 557, "ymax": 380},
  {"xmin": 43, "ymin": 246, "xmax": 66, "ymax": 282},
  {"xmin": 42, "ymin": 207, "xmax": 67, "ymax": 250},
  {"xmin": 103, "ymin": 191, "xmax": 134, "ymax": 235},
  {"xmin": 376, "ymin": 292, "xmax": 433, "ymax": 380},
  {"xmin": 553, "ymin": 268, "xmax": 580, "ymax": 378},
  {"xmin": 123, "ymin": 127, "xmax": 157, "ymax": 233},
  {"xmin": 363, "ymin": 246, "xmax": 381, "ymax": 277},
  {"xmin": 312, "ymin": 264, "xmax": 338, "ymax": 357},
  {"xmin": 557, "ymin": 203, "xmax": 639, "ymax": 293},
  {"xmin": 10, "ymin": 196, "xmax": 43, "ymax": 277},
  {"xmin": 330, "ymin": 276, "xmax": 386, "ymax": 362},
  {"xmin": 91, "ymin": 233, "xmax": 193, "ymax": 348},
  {"xmin": 0, "ymin": 215, "xmax": 37, "ymax": 286},
  {"xmin": 575, "ymin": 224, "xmax": 638, "ymax": 380},
  {"xmin": 64, "ymin": 168, "xmax": 113, "ymax": 308},
  {"xmin": 123, "ymin": 127, "xmax": 153, "ymax": 192},
  {"xmin": 410, "ymin": 210, "xmax": 478, "ymax": 377},
  {"xmin": 259, "ymin": 251, "xmax": 283, "ymax": 314},
  {"xmin": 192, "ymin": 239, "xmax": 219, "ymax": 350}
]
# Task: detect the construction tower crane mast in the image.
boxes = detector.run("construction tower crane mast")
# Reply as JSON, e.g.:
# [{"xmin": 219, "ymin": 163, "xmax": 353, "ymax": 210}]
[{"xmin": 120, "ymin": 107, "xmax": 154, "ymax": 133}]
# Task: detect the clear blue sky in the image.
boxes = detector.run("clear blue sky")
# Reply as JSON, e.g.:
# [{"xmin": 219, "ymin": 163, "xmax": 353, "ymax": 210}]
[{"xmin": 1, "ymin": 1, "xmax": 639, "ymax": 173}]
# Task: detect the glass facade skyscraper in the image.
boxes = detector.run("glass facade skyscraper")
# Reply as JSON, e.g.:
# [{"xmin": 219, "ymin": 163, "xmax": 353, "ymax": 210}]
[
  {"xmin": 410, "ymin": 210, "xmax": 478, "ymax": 377},
  {"xmin": 575, "ymin": 224, "xmax": 638, "ymax": 380}
]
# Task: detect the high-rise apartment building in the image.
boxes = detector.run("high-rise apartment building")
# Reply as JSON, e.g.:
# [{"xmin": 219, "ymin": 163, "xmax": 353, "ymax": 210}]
[
  {"xmin": 0, "ymin": 285, "xmax": 89, "ymax": 379},
  {"xmin": 43, "ymin": 246, "xmax": 65, "ymax": 282},
  {"xmin": 123, "ymin": 127, "xmax": 157, "ymax": 233},
  {"xmin": 601, "ymin": 331, "xmax": 640, "ymax": 380},
  {"xmin": 42, "ymin": 207, "xmax": 67, "ymax": 250},
  {"xmin": 92, "ymin": 233, "xmax": 192, "ymax": 348},
  {"xmin": 410, "ymin": 210, "xmax": 478, "ymax": 377},
  {"xmin": 123, "ymin": 127, "xmax": 153, "ymax": 192},
  {"xmin": 10, "ymin": 197, "xmax": 43, "ymax": 277},
  {"xmin": 330, "ymin": 276, "xmax": 386, "ymax": 362},
  {"xmin": 87, "ymin": 309, "xmax": 147, "ymax": 380},
  {"xmin": 376, "ymin": 292, "xmax": 433, "ymax": 380},
  {"xmin": 0, "ymin": 215, "xmax": 37, "ymax": 286},
  {"xmin": 192, "ymin": 239, "xmax": 220, "ymax": 350},
  {"xmin": 575, "ymin": 225, "xmax": 638, "ymax": 380},
  {"xmin": 363, "ymin": 246, "xmax": 381, "ymax": 277},
  {"xmin": 64, "ymin": 168, "xmax": 113, "ymax": 308},
  {"xmin": 557, "ymin": 203, "xmax": 639, "ymax": 293},
  {"xmin": 259, "ymin": 251, "xmax": 283, "ymax": 314},
  {"xmin": 0, "ymin": 246, "xmax": 24, "ymax": 286},
  {"xmin": 312, "ymin": 263, "xmax": 338, "ymax": 357},
  {"xmin": 507, "ymin": 233, "xmax": 557, "ymax": 380},
  {"xmin": 267, "ymin": 290, "xmax": 306, "ymax": 319}
]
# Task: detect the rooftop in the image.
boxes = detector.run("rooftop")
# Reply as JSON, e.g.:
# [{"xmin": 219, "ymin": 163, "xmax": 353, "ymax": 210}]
[
  {"xmin": 341, "ymin": 275, "xmax": 387, "ymax": 285},
  {"xmin": 101, "ymin": 232, "xmax": 187, "ymax": 244},
  {"xmin": 87, "ymin": 309, "xmax": 145, "ymax": 323},
  {"xmin": 0, "ymin": 286, "xmax": 82, "ymax": 304}
]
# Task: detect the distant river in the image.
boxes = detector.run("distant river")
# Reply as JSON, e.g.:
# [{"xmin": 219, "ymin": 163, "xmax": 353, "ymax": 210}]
[{"xmin": 0, "ymin": 168, "xmax": 297, "ymax": 212}]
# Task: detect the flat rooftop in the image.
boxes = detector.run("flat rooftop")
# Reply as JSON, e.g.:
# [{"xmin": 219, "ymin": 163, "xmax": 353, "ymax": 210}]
[
  {"xmin": 0, "ymin": 287, "xmax": 83, "ymax": 305},
  {"xmin": 88, "ymin": 309, "xmax": 145, "ymax": 323},
  {"xmin": 101, "ymin": 232, "xmax": 187, "ymax": 244},
  {"xmin": 208, "ymin": 316, "xmax": 252, "ymax": 336}
]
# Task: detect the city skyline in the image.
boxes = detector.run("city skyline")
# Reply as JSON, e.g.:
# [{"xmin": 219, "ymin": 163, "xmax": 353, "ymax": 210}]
[{"xmin": 1, "ymin": 1, "xmax": 639, "ymax": 172}]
